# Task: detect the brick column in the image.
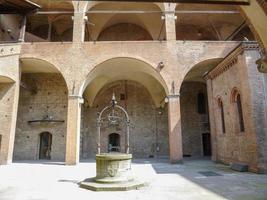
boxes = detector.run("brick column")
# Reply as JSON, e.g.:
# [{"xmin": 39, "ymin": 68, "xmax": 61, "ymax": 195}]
[
  {"xmin": 168, "ymin": 94, "xmax": 183, "ymax": 163},
  {"xmin": 72, "ymin": 11, "xmax": 86, "ymax": 43},
  {"xmin": 65, "ymin": 95, "xmax": 83, "ymax": 165},
  {"xmin": 164, "ymin": 3, "xmax": 176, "ymax": 41},
  {"xmin": 0, "ymin": 58, "xmax": 20, "ymax": 165},
  {"xmin": 0, "ymin": 83, "xmax": 20, "ymax": 165},
  {"xmin": 206, "ymin": 79, "xmax": 218, "ymax": 161}
]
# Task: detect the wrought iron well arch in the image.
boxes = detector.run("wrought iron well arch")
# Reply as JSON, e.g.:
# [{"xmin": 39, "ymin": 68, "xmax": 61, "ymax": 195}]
[{"xmin": 97, "ymin": 93, "xmax": 130, "ymax": 154}]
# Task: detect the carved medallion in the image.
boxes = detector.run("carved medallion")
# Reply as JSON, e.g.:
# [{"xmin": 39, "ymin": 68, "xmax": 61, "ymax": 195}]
[{"xmin": 107, "ymin": 162, "xmax": 119, "ymax": 177}]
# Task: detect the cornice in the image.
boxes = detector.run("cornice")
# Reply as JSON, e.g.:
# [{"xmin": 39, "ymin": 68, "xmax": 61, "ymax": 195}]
[{"xmin": 204, "ymin": 42, "xmax": 259, "ymax": 80}]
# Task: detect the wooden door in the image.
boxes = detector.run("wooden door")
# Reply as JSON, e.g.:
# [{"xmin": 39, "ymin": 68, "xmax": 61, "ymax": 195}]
[
  {"xmin": 202, "ymin": 133, "xmax": 212, "ymax": 156},
  {"xmin": 39, "ymin": 132, "xmax": 52, "ymax": 159}
]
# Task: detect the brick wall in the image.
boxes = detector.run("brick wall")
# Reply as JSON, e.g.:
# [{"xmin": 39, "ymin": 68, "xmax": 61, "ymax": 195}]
[
  {"xmin": 180, "ymin": 82, "xmax": 209, "ymax": 157},
  {"xmin": 13, "ymin": 73, "xmax": 68, "ymax": 161},
  {"xmin": 207, "ymin": 46, "xmax": 267, "ymax": 172},
  {"xmin": 0, "ymin": 83, "xmax": 16, "ymax": 163},
  {"xmin": 97, "ymin": 23, "xmax": 152, "ymax": 41},
  {"xmin": 81, "ymin": 80, "xmax": 169, "ymax": 159}
]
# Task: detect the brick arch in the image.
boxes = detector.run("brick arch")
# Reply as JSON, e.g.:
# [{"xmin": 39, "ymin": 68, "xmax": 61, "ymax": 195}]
[
  {"xmin": 0, "ymin": 75, "xmax": 15, "ymax": 83},
  {"xmin": 97, "ymin": 23, "xmax": 153, "ymax": 41},
  {"xmin": 79, "ymin": 56, "xmax": 169, "ymax": 108},
  {"xmin": 85, "ymin": 2, "xmax": 164, "ymax": 12},
  {"xmin": 85, "ymin": 2, "xmax": 164, "ymax": 40},
  {"xmin": 216, "ymin": 95, "xmax": 223, "ymax": 107},
  {"xmin": 230, "ymin": 87, "xmax": 241, "ymax": 103},
  {"xmin": 19, "ymin": 57, "xmax": 69, "ymax": 93},
  {"xmin": 80, "ymin": 55, "xmax": 168, "ymax": 92},
  {"xmin": 181, "ymin": 58, "xmax": 223, "ymax": 84}
]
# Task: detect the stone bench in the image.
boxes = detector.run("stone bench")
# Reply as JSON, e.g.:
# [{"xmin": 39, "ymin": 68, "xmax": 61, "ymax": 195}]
[{"xmin": 230, "ymin": 163, "xmax": 248, "ymax": 172}]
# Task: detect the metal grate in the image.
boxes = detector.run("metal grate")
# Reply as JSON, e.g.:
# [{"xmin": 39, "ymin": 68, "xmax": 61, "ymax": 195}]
[{"xmin": 198, "ymin": 171, "xmax": 222, "ymax": 177}]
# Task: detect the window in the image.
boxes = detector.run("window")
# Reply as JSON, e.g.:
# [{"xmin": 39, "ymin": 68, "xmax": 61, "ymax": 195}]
[
  {"xmin": 236, "ymin": 94, "xmax": 245, "ymax": 132},
  {"xmin": 231, "ymin": 89, "xmax": 245, "ymax": 132},
  {"xmin": 218, "ymin": 99, "xmax": 226, "ymax": 133},
  {"xmin": 197, "ymin": 92, "xmax": 206, "ymax": 114}
]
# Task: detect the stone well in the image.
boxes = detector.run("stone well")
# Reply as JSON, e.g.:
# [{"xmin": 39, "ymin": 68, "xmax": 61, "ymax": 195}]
[
  {"xmin": 80, "ymin": 94, "xmax": 146, "ymax": 191},
  {"xmin": 80, "ymin": 153, "xmax": 146, "ymax": 191},
  {"xmin": 94, "ymin": 153, "xmax": 134, "ymax": 183}
]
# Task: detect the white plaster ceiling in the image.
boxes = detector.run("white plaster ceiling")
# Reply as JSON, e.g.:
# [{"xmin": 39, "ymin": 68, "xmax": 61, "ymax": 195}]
[
  {"xmin": 0, "ymin": 76, "xmax": 14, "ymax": 83},
  {"xmin": 184, "ymin": 58, "xmax": 223, "ymax": 82},
  {"xmin": 86, "ymin": 3, "xmax": 163, "ymax": 40},
  {"xmin": 175, "ymin": 4, "xmax": 245, "ymax": 40},
  {"xmin": 30, "ymin": 0, "xmax": 74, "ymax": 10},
  {"xmin": 27, "ymin": 2, "xmax": 251, "ymax": 41},
  {"xmin": 20, "ymin": 58, "xmax": 60, "ymax": 73},
  {"xmin": 82, "ymin": 57, "xmax": 168, "ymax": 108}
]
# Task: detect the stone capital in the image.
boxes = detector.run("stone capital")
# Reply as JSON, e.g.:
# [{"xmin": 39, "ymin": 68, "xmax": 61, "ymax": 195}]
[
  {"xmin": 167, "ymin": 94, "xmax": 180, "ymax": 99},
  {"xmin": 68, "ymin": 95, "xmax": 84, "ymax": 104}
]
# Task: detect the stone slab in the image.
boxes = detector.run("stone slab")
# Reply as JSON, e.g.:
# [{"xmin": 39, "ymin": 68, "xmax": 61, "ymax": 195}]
[
  {"xmin": 80, "ymin": 178, "xmax": 148, "ymax": 191},
  {"xmin": 231, "ymin": 163, "xmax": 249, "ymax": 172}
]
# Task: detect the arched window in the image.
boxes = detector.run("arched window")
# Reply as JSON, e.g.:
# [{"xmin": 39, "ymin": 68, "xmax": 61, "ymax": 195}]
[
  {"xmin": 218, "ymin": 98, "xmax": 226, "ymax": 133},
  {"xmin": 231, "ymin": 89, "xmax": 245, "ymax": 132},
  {"xmin": 197, "ymin": 92, "xmax": 206, "ymax": 114},
  {"xmin": 236, "ymin": 94, "xmax": 245, "ymax": 132}
]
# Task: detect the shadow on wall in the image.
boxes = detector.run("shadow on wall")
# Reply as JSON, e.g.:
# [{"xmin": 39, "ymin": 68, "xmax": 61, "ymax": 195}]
[{"xmin": 0, "ymin": 82, "xmax": 13, "ymax": 100}]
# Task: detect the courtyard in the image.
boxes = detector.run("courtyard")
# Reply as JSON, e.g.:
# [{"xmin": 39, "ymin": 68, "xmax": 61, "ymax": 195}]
[{"xmin": 0, "ymin": 158, "xmax": 267, "ymax": 200}]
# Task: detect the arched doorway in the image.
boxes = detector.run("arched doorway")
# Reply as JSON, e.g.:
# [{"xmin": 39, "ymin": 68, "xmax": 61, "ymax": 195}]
[
  {"xmin": 39, "ymin": 132, "xmax": 52, "ymax": 160},
  {"xmin": 108, "ymin": 133, "xmax": 120, "ymax": 152},
  {"xmin": 180, "ymin": 58, "xmax": 222, "ymax": 158}
]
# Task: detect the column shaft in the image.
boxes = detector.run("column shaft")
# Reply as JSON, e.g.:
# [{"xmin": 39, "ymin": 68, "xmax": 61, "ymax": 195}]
[
  {"xmin": 165, "ymin": 13, "xmax": 176, "ymax": 41},
  {"xmin": 168, "ymin": 95, "xmax": 183, "ymax": 163},
  {"xmin": 206, "ymin": 79, "xmax": 218, "ymax": 161},
  {"xmin": 65, "ymin": 96, "xmax": 83, "ymax": 165},
  {"xmin": 72, "ymin": 12, "xmax": 85, "ymax": 43}
]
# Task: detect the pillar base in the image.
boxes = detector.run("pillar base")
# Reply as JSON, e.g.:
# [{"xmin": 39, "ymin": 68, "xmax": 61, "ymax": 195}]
[{"xmin": 65, "ymin": 159, "xmax": 79, "ymax": 166}]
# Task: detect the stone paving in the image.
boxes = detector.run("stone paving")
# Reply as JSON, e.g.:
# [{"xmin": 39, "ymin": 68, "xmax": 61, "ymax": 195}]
[{"xmin": 0, "ymin": 158, "xmax": 267, "ymax": 200}]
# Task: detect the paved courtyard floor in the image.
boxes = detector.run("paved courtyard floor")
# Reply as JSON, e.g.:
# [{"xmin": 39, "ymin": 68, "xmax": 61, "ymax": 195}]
[{"xmin": 0, "ymin": 158, "xmax": 267, "ymax": 200}]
